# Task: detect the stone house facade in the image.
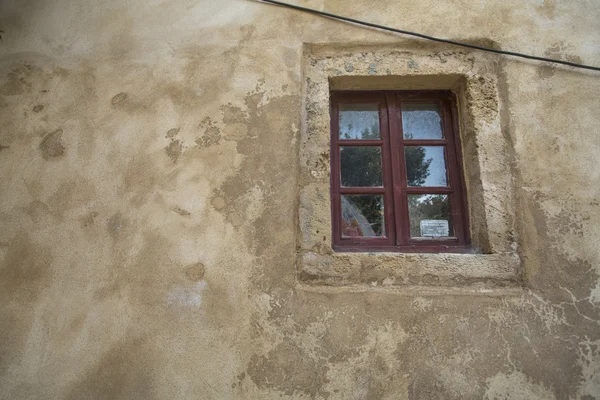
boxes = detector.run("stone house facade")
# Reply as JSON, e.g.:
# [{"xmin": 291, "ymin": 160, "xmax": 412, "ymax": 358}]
[{"xmin": 0, "ymin": 0, "xmax": 599, "ymax": 398}]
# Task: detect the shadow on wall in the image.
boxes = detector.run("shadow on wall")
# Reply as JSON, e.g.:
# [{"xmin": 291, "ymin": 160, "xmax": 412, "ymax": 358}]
[{"xmin": 66, "ymin": 337, "xmax": 157, "ymax": 400}]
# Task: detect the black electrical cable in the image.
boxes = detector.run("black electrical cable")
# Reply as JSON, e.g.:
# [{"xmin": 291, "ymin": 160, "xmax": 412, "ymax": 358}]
[{"xmin": 254, "ymin": 0, "xmax": 600, "ymax": 73}]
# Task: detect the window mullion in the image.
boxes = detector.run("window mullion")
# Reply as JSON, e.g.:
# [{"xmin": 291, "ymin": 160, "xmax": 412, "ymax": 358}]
[
  {"xmin": 387, "ymin": 93, "xmax": 408, "ymax": 246},
  {"xmin": 376, "ymin": 95, "xmax": 393, "ymax": 246}
]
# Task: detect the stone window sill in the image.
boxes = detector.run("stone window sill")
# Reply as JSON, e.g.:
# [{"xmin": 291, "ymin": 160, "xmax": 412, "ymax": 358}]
[{"xmin": 298, "ymin": 251, "xmax": 521, "ymax": 288}]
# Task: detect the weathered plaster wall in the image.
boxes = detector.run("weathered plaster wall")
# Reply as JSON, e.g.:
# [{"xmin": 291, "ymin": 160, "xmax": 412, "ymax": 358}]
[{"xmin": 0, "ymin": 0, "xmax": 599, "ymax": 398}]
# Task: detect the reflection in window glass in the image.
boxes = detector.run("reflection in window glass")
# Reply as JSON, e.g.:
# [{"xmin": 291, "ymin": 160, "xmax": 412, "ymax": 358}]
[
  {"xmin": 402, "ymin": 104, "xmax": 443, "ymax": 139},
  {"xmin": 341, "ymin": 146, "xmax": 383, "ymax": 187},
  {"xmin": 408, "ymin": 194, "xmax": 454, "ymax": 238},
  {"xmin": 341, "ymin": 195, "xmax": 385, "ymax": 237},
  {"xmin": 340, "ymin": 104, "xmax": 380, "ymax": 139},
  {"xmin": 405, "ymin": 146, "xmax": 447, "ymax": 187}
]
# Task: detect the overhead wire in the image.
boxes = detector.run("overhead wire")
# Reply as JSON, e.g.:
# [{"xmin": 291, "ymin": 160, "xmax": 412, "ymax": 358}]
[{"xmin": 254, "ymin": 0, "xmax": 600, "ymax": 73}]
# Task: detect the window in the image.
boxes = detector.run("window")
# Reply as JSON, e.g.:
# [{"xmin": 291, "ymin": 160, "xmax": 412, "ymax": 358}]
[
  {"xmin": 296, "ymin": 50, "xmax": 522, "ymax": 286},
  {"xmin": 330, "ymin": 91, "xmax": 470, "ymax": 252},
  {"xmin": 298, "ymin": 49, "xmax": 519, "ymax": 286}
]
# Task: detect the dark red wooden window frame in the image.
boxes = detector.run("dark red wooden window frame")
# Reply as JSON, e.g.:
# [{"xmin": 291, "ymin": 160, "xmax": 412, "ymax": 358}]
[{"xmin": 330, "ymin": 90, "xmax": 471, "ymax": 253}]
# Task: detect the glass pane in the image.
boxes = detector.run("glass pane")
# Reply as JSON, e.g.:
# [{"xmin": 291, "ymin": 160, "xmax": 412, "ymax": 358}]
[
  {"xmin": 341, "ymin": 195, "xmax": 385, "ymax": 237},
  {"xmin": 408, "ymin": 194, "xmax": 454, "ymax": 238},
  {"xmin": 339, "ymin": 104, "xmax": 380, "ymax": 140},
  {"xmin": 340, "ymin": 146, "xmax": 383, "ymax": 187},
  {"xmin": 405, "ymin": 146, "xmax": 448, "ymax": 187},
  {"xmin": 402, "ymin": 103, "xmax": 443, "ymax": 139}
]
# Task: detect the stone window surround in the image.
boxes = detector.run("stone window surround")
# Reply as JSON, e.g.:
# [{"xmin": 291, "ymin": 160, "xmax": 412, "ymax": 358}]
[{"xmin": 297, "ymin": 43, "xmax": 521, "ymax": 288}]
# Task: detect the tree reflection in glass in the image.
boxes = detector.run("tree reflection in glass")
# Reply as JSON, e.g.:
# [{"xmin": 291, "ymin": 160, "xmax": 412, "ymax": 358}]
[
  {"xmin": 408, "ymin": 194, "xmax": 454, "ymax": 238},
  {"xmin": 340, "ymin": 146, "xmax": 382, "ymax": 187},
  {"xmin": 402, "ymin": 104, "xmax": 443, "ymax": 139},
  {"xmin": 405, "ymin": 146, "xmax": 447, "ymax": 187},
  {"xmin": 405, "ymin": 145, "xmax": 432, "ymax": 186},
  {"xmin": 339, "ymin": 104, "xmax": 380, "ymax": 139}
]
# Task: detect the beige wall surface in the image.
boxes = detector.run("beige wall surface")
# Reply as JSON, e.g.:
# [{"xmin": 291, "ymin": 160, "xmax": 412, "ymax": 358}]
[{"xmin": 1, "ymin": 0, "xmax": 599, "ymax": 398}]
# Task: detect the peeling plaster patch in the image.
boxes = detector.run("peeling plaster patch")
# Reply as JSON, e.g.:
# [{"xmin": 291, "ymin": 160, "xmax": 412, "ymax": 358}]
[
  {"xmin": 484, "ymin": 370, "xmax": 556, "ymax": 400},
  {"xmin": 0, "ymin": 64, "xmax": 39, "ymax": 95},
  {"xmin": 577, "ymin": 338, "xmax": 600, "ymax": 398},
  {"xmin": 166, "ymin": 127, "xmax": 180, "ymax": 138},
  {"xmin": 165, "ymin": 139, "xmax": 183, "ymax": 163},
  {"xmin": 212, "ymin": 196, "xmax": 226, "ymax": 210},
  {"xmin": 220, "ymin": 102, "xmax": 249, "ymax": 141},
  {"xmin": 172, "ymin": 206, "xmax": 190, "ymax": 216},
  {"xmin": 32, "ymin": 104, "xmax": 44, "ymax": 112},
  {"xmin": 411, "ymin": 297, "xmax": 433, "ymax": 312},
  {"xmin": 39, "ymin": 128, "xmax": 65, "ymax": 159},
  {"xmin": 111, "ymin": 92, "xmax": 128, "ymax": 105},
  {"xmin": 247, "ymin": 338, "xmax": 330, "ymax": 399},
  {"xmin": 520, "ymin": 292, "xmax": 568, "ymax": 332},
  {"xmin": 222, "ymin": 123, "xmax": 248, "ymax": 141},
  {"xmin": 196, "ymin": 117, "xmax": 221, "ymax": 148},
  {"xmin": 167, "ymin": 281, "xmax": 207, "ymax": 308},
  {"xmin": 221, "ymin": 103, "xmax": 247, "ymax": 124},
  {"xmin": 165, "ymin": 127, "xmax": 184, "ymax": 163},
  {"xmin": 239, "ymin": 185, "xmax": 265, "ymax": 223},
  {"xmin": 185, "ymin": 263, "xmax": 206, "ymax": 281},
  {"xmin": 228, "ymin": 212, "xmax": 243, "ymax": 227},
  {"xmin": 0, "ymin": 144, "xmax": 9, "ymax": 152},
  {"xmin": 436, "ymin": 351, "xmax": 482, "ymax": 398},
  {"xmin": 588, "ymin": 282, "xmax": 600, "ymax": 305},
  {"xmin": 323, "ymin": 321, "xmax": 409, "ymax": 398},
  {"xmin": 537, "ymin": 42, "xmax": 584, "ymax": 79},
  {"xmin": 524, "ymin": 189, "xmax": 597, "ymax": 295}
]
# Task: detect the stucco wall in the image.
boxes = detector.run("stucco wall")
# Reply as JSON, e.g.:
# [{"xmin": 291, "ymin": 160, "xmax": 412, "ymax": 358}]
[{"xmin": 0, "ymin": 0, "xmax": 599, "ymax": 398}]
